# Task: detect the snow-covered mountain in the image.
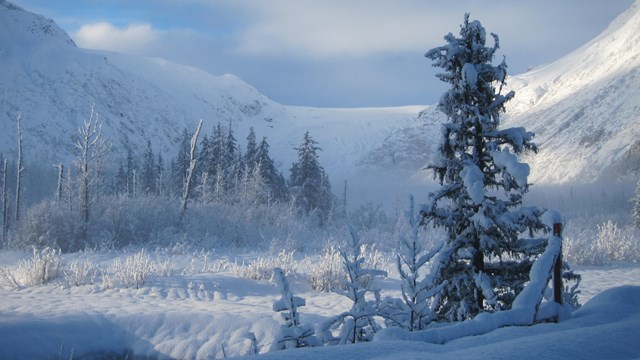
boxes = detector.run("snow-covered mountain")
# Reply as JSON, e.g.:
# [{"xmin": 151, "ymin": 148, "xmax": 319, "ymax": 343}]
[
  {"xmin": 504, "ymin": 1, "xmax": 640, "ymax": 184},
  {"xmin": 0, "ymin": 0, "xmax": 439, "ymax": 205},
  {"xmin": 0, "ymin": 0, "xmax": 293, "ymax": 163},
  {"xmin": 1, "ymin": 0, "xmax": 638, "ymax": 206}
]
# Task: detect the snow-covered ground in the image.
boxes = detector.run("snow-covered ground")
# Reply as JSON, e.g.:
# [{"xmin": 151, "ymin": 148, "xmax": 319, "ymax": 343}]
[{"xmin": 0, "ymin": 250, "xmax": 638, "ymax": 359}]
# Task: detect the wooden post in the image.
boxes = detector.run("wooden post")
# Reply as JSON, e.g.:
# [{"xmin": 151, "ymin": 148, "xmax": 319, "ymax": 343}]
[{"xmin": 553, "ymin": 222, "xmax": 563, "ymax": 305}]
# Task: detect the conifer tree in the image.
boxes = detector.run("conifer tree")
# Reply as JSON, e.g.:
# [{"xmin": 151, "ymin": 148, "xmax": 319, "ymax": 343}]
[
  {"xmin": 124, "ymin": 140, "xmax": 138, "ymax": 196},
  {"xmin": 156, "ymin": 152, "xmax": 165, "ymax": 196},
  {"xmin": 141, "ymin": 140, "xmax": 156, "ymax": 195},
  {"xmin": 381, "ymin": 196, "xmax": 443, "ymax": 331},
  {"xmin": 245, "ymin": 127, "xmax": 258, "ymax": 172},
  {"xmin": 223, "ymin": 123, "xmax": 239, "ymax": 191},
  {"xmin": 321, "ymin": 227, "xmax": 386, "ymax": 344},
  {"xmin": 421, "ymin": 14, "xmax": 547, "ymax": 322},
  {"xmin": 256, "ymin": 137, "xmax": 287, "ymax": 203},
  {"xmin": 210, "ymin": 123, "xmax": 225, "ymax": 181},
  {"xmin": 270, "ymin": 267, "xmax": 320, "ymax": 351},
  {"xmin": 173, "ymin": 128, "xmax": 191, "ymax": 197},
  {"xmin": 289, "ymin": 131, "xmax": 334, "ymax": 222}
]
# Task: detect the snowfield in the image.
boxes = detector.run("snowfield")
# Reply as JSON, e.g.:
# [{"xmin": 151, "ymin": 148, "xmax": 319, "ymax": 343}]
[{"xmin": 0, "ymin": 250, "xmax": 638, "ymax": 359}]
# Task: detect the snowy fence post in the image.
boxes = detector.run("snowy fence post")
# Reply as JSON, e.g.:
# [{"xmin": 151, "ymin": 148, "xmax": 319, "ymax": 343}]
[{"xmin": 552, "ymin": 223, "xmax": 563, "ymax": 305}]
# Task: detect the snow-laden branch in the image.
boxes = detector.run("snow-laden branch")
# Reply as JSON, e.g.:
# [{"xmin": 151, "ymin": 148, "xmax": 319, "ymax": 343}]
[{"xmin": 375, "ymin": 235, "xmax": 568, "ymax": 344}]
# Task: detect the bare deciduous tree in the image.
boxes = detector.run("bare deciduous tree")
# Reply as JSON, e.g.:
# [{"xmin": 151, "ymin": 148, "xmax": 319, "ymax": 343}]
[
  {"xmin": 15, "ymin": 111, "xmax": 23, "ymax": 225},
  {"xmin": 75, "ymin": 106, "xmax": 110, "ymax": 240},
  {"xmin": 180, "ymin": 119, "xmax": 203, "ymax": 222}
]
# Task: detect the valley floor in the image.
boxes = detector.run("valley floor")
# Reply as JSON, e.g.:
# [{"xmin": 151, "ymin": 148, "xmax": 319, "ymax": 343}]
[{"xmin": 0, "ymin": 251, "xmax": 639, "ymax": 359}]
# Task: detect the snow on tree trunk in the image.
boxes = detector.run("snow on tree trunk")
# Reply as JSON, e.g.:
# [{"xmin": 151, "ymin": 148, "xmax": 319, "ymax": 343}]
[{"xmin": 420, "ymin": 13, "xmax": 554, "ymax": 322}]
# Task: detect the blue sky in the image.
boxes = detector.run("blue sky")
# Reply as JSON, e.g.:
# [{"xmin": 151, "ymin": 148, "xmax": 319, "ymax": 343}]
[{"xmin": 12, "ymin": 0, "xmax": 634, "ymax": 107}]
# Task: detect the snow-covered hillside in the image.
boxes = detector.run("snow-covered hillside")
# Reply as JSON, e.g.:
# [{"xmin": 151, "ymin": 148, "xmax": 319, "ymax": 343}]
[
  {"xmin": 0, "ymin": 0, "xmax": 440, "ymax": 206},
  {"xmin": 504, "ymin": 0, "xmax": 640, "ymax": 184},
  {"xmin": 2, "ymin": 0, "xmax": 639, "ymax": 205},
  {"xmin": 0, "ymin": 0, "xmax": 292, "ymax": 164}
]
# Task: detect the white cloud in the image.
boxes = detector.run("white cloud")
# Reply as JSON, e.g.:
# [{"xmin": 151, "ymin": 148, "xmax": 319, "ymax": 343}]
[
  {"xmin": 225, "ymin": 0, "xmax": 632, "ymax": 61},
  {"xmin": 232, "ymin": 0, "xmax": 454, "ymax": 58},
  {"xmin": 72, "ymin": 22, "xmax": 162, "ymax": 54}
]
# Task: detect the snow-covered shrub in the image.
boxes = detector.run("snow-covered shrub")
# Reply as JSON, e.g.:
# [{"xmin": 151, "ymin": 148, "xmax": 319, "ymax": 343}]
[
  {"xmin": 16, "ymin": 247, "xmax": 62, "ymax": 286},
  {"xmin": 305, "ymin": 245, "xmax": 345, "ymax": 292},
  {"xmin": 563, "ymin": 220, "xmax": 640, "ymax": 265},
  {"xmin": 0, "ymin": 267, "xmax": 20, "ymax": 289},
  {"xmin": 595, "ymin": 221, "xmax": 638, "ymax": 262},
  {"xmin": 320, "ymin": 227, "xmax": 387, "ymax": 345},
  {"xmin": 152, "ymin": 258, "xmax": 176, "ymax": 277},
  {"xmin": 15, "ymin": 202, "xmax": 81, "ymax": 252},
  {"xmin": 93, "ymin": 195, "xmax": 180, "ymax": 248},
  {"xmin": 63, "ymin": 258, "xmax": 99, "ymax": 287},
  {"xmin": 270, "ymin": 268, "xmax": 321, "ymax": 351},
  {"xmin": 102, "ymin": 249, "xmax": 152, "ymax": 289},
  {"xmin": 228, "ymin": 250, "xmax": 297, "ymax": 281},
  {"xmin": 380, "ymin": 195, "xmax": 442, "ymax": 331}
]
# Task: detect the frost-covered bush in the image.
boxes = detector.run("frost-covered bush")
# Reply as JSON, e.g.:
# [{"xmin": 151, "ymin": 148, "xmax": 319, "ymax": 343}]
[
  {"xmin": 595, "ymin": 221, "xmax": 638, "ymax": 262},
  {"xmin": 227, "ymin": 250, "xmax": 297, "ymax": 281},
  {"xmin": 102, "ymin": 249, "xmax": 152, "ymax": 289},
  {"xmin": 63, "ymin": 258, "xmax": 99, "ymax": 287},
  {"xmin": 303, "ymin": 235, "xmax": 390, "ymax": 293},
  {"xmin": 152, "ymin": 258, "xmax": 176, "ymax": 277},
  {"xmin": 305, "ymin": 245, "xmax": 345, "ymax": 292},
  {"xmin": 563, "ymin": 220, "xmax": 640, "ymax": 265},
  {"xmin": 92, "ymin": 195, "xmax": 180, "ymax": 248},
  {"xmin": 16, "ymin": 247, "xmax": 62, "ymax": 286},
  {"xmin": 15, "ymin": 202, "xmax": 81, "ymax": 251}
]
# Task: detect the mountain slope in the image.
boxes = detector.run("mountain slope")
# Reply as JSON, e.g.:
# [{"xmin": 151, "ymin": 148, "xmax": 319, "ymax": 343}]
[
  {"xmin": 0, "ymin": 0, "xmax": 292, "ymax": 164},
  {"xmin": 0, "ymin": 0, "xmax": 443, "ymax": 209},
  {"xmin": 504, "ymin": 0, "xmax": 640, "ymax": 184}
]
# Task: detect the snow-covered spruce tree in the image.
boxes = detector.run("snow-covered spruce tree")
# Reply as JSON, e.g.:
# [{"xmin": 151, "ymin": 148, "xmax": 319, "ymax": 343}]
[
  {"xmin": 320, "ymin": 227, "xmax": 387, "ymax": 344},
  {"xmin": 256, "ymin": 137, "xmax": 287, "ymax": 203},
  {"xmin": 421, "ymin": 14, "xmax": 548, "ymax": 322},
  {"xmin": 270, "ymin": 267, "xmax": 321, "ymax": 351},
  {"xmin": 245, "ymin": 127, "xmax": 258, "ymax": 172},
  {"xmin": 632, "ymin": 178, "xmax": 640, "ymax": 228},
  {"xmin": 289, "ymin": 131, "xmax": 334, "ymax": 224},
  {"xmin": 380, "ymin": 195, "xmax": 444, "ymax": 331}
]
